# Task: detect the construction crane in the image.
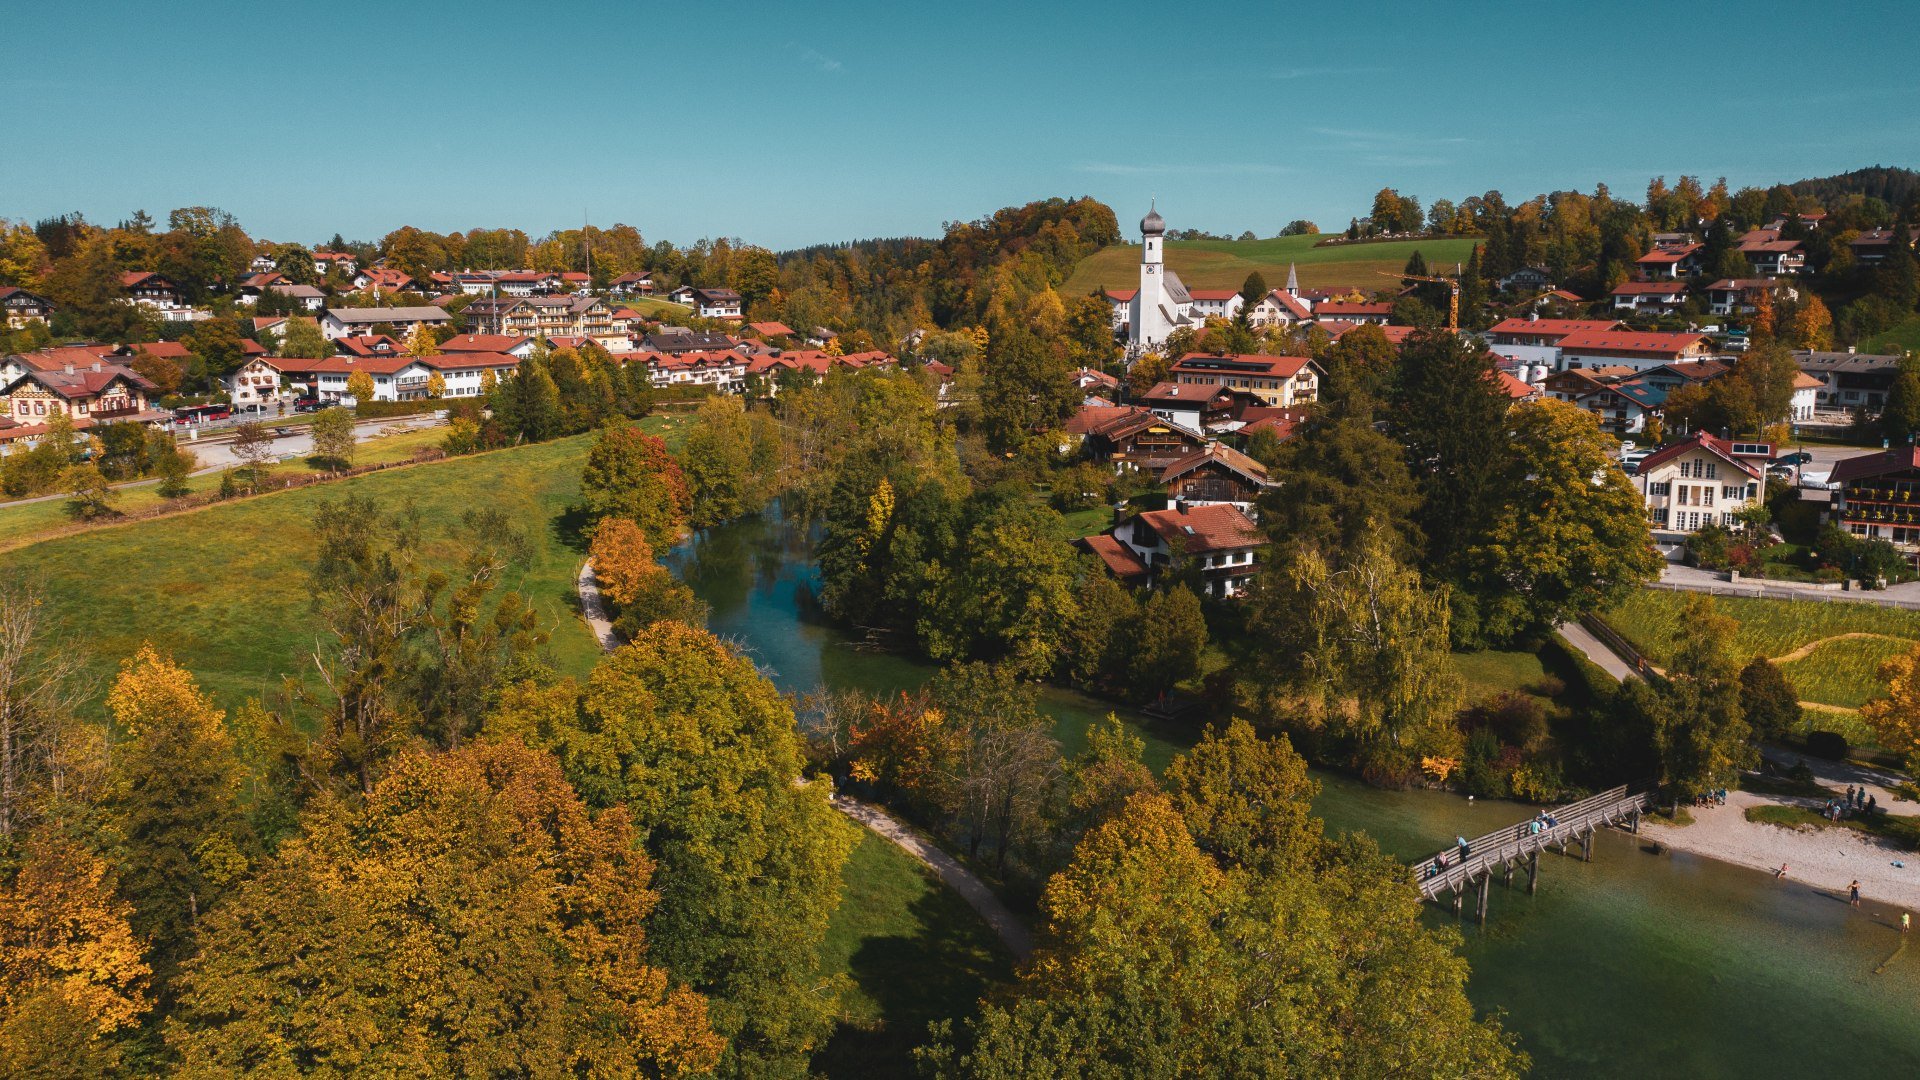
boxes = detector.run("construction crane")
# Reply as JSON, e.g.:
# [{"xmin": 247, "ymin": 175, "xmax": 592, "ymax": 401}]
[{"xmin": 1375, "ymin": 268, "xmax": 1461, "ymax": 331}]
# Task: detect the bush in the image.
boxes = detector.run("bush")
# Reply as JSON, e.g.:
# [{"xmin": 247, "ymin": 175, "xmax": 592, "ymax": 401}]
[
  {"xmin": 352, "ymin": 399, "xmax": 439, "ymax": 420},
  {"xmin": 1805, "ymin": 730, "xmax": 1850, "ymax": 760}
]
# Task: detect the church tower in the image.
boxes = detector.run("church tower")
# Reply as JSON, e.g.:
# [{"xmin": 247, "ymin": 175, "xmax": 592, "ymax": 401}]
[{"xmin": 1131, "ymin": 203, "xmax": 1169, "ymax": 350}]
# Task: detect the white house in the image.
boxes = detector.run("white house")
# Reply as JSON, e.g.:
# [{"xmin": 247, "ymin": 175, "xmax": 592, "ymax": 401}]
[
  {"xmin": 1108, "ymin": 502, "xmax": 1264, "ymax": 598},
  {"xmin": 1706, "ymin": 278, "xmax": 1798, "ymax": 316},
  {"xmin": 1634, "ymin": 431, "xmax": 1768, "ymax": 537},
  {"xmin": 688, "ymin": 288, "xmax": 743, "ymax": 320},
  {"xmin": 319, "ymin": 306, "xmax": 452, "ymax": 341},
  {"xmin": 226, "ymin": 356, "xmax": 291, "ymax": 407},
  {"xmin": 1610, "ymin": 281, "xmax": 1689, "ymax": 314},
  {"xmin": 1186, "ymin": 289, "xmax": 1244, "ymax": 322}
]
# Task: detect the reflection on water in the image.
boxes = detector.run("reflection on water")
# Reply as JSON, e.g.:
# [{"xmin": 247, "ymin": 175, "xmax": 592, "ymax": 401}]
[{"xmin": 668, "ymin": 505, "xmax": 1920, "ymax": 1076}]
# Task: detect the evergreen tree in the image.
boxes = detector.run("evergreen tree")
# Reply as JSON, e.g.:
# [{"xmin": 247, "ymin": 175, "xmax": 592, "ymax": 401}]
[
  {"xmin": 1877, "ymin": 212, "xmax": 1919, "ymax": 310},
  {"xmin": 1238, "ymin": 270, "xmax": 1268, "ymax": 306},
  {"xmin": 1390, "ymin": 330, "xmax": 1509, "ymax": 573},
  {"xmin": 1458, "ymin": 243, "xmax": 1490, "ymax": 328}
]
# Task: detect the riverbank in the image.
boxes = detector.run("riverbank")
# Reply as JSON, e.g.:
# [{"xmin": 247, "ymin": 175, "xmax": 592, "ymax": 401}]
[{"xmin": 1647, "ymin": 790, "xmax": 1920, "ymax": 911}]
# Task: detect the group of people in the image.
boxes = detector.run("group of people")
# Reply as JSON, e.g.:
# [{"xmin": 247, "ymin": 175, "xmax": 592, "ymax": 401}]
[
  {"xmin": 1826, "ymin": 785, "xmax": 1878, "ymax": 822},
  {"xmin": 1691, "ymin": 788, "xmax": 1729, "ymax": 807}
]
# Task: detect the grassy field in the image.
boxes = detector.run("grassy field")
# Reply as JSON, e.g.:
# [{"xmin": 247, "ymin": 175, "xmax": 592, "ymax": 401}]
[
  {"xmin": 814, "ymin": 832, "xmax": 1012, "ymax": 1077},
  {"xmin": 616, "ymin": 296, "xmax": 694, "ymax": 319},
  {"xmin": 1060, "ymin": 234, "xmax": 1482, "ymax": 297},
  {"xmin": 1862, "ymin": 315, "xmax": 1920, "ymax": 356},
  {"xmin": 0, "ymin": 425, "xmax": 452, "ymax": 551},
  {"xmin": 1604, "ymin": 589, "xmax": 1920, "ymax": 712},
  {"xmin": 9, "ymin": 432, "xmax": 611, "ymax": 713}
]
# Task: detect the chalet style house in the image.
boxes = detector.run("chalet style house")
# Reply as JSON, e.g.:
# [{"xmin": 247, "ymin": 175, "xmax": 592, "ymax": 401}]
[
  {"xmin": 1170, "ymin": 352, "xmax": 1319, "ymax": 407},
  {"xmin": 1633, "ymin": 432, "xmax": 1768, "ymax": 537},
  {"xmin": 0, "ymin": 287, "xmax": 53, "ymax": 328},
  {"xmin": 121, "ymin": 272, "xmax": 206, "ymax": 322},
  {"xmin": 1706, "ymin": 278, "xmax": 1797, "ymax": 316},
  {"xmin": 1555, "ymin": 330, "xmax": 1712, "ymax": 373},
  {"xmin": 1090, "ymin": 502, "xmax": 1265, "ymax": 598},
  {"xmin": 1065, "ymin": 405, "xmax": 1209, "ymax": 470},
  {"xmin": 2, "ymin": 358, "xmax": 164, "ymax": 431},
  {"xmin": 1829, "ymin": 448, "xmax": 1920, "ymax": 554},
  {"xmin": 688, "ymin": 288, "xmax": 743, "ymax": 320},
  {"xmin": 1159, "ymin": 442, "xmax": 1270, "ymax": 511},
  {"xmin": 1610, "ymin": 281, "xmax": 1689, "ymax": 315}
]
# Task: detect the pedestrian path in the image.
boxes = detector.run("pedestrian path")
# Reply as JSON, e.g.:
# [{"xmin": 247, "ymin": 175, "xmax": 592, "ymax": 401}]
[{"xmin": 576, "ymin": 558, "xmax": 1033, "ymax": 960}]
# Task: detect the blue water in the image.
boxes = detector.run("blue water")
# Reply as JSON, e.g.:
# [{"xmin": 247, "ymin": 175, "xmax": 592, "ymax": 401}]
[{"xmin": 669, "ymin": 505, "xmax": 1920, "ymax": 1076}]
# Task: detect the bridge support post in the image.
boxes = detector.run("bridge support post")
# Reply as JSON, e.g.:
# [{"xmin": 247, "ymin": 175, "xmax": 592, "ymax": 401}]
[
  {"xmin": 1527, "ymin": 851, "xmax": 1538, "ymax": 895},
  {"xmin": 1629, "ymin": 809, "xmax": 1640, "ymax": 834},
  {"xmin": 1476, "ymin": 873, "xmax": 1490, "ymax": 925},
  {"xmin": 1503, "ymin": 861, "xmax": 1513, "ymax": 888},
  {"xmin": 1452, "ymin": 886, "xmax": 1463, "ymax": 917},
  {"xmin": 1582, "ymin": 826, "xmax": 1593, "ymax": 862}
]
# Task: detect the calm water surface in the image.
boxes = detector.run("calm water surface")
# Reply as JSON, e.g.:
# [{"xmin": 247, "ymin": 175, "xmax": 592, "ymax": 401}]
[{"xmin": 668, "ymin": 505, "xmax": 1920, "ymax": 1076}]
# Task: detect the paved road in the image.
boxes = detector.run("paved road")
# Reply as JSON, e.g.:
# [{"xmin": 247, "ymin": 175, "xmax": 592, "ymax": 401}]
[
  {"xmin": 0, "ymin": 415, "xmax": 446, "ymax": 510},
  {"xmin": 575, "ymin": 557, "xmax": 1033, "ymax": 960},
  {"xmin": 1653, "ymin": 566, "xmax": 1920, "ymax": 610},
  {"xmin": 1557, "ymin": 621, "xmax": 1638, "ymax": 681}
]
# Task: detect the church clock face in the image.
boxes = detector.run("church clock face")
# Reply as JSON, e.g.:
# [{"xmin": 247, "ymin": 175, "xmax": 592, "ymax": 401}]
[{"xmin": 1146, "ymin": 266, "xmax": 1157, "ymax": 275}]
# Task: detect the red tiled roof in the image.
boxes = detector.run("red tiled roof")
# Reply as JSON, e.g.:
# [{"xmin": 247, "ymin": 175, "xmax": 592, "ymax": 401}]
[
  {"xmin": 747, "ymin": 321, "xmax": 796, "ymax": 337},
  {"xmin": 1159, "ymin": 442, "xmax": 1268, "ymax": 486},
  {"xmin": 1133, "ymin": 503, "xmax": 1262, "ymax": 554},
  {"xmin": 1078, "ymin": 534, "xmax": 1149, "ymax": 580},
  {"xmin": 420, "ymin": 351, "xmax": 520, "ymax": 371},
  {"xmin": 1636, "ymin": 245, "xmax": 1701, "ymax": 263},
  {"xmin": 1556, "ymin": 330, "xmax": 1708, "ymax": 357},
  {"xmin": 1494, "ymin": 370, "xmax": 1538, "ymax": 399},
  {"xmin": 1238, "ymin": 413, "xmax": 1298, "ymax": 441},
  {"xmin": 335, "ymin": 335, "xmax": 403, "ymax": 356},
  {"xmin": 1635, "ymin": 431, "xmax": 1764, "ymax": 480},
  {"xmin": 1065, "ymin": 404, "xmax": 1145, "ymax": 435},
  {"xmin": 1314, "ymin": 301, "xmax": 1392, "ymax": 316},
  {"xmin": 1611, "ymin": 282, "xmax": 1689, "ymax": 295},
  {"xmin": 1100, "ymin": 287, "xmax": 1138, "ymax": 301},
  {"xmin": 1486, "ymin": 318, "xmax": 1622, "ymax": 338},
  {"xmin": 6, "ymin": 345, "xmax": 118, "ymax": 371},
  {"xmin": 439, "ymin": 334, "xmax": 529, "ymax": 353},
  {"xmin": 1831, "ymin": 447, "xmax": 1920, "ymax": 484}
]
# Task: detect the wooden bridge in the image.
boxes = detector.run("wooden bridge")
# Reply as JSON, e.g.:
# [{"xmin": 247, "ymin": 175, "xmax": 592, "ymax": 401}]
[{"xmin": 1414, "ymin": 784, "xmax": 1658, "ymax": 923}]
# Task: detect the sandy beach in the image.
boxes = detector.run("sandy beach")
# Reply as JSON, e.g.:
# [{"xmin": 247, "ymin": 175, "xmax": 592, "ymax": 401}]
[{"xmin": 1643, "ymin": 752, "xmax": 1920, "ymax": 911}]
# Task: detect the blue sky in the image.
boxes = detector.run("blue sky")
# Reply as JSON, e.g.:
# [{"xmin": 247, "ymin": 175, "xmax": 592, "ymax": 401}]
[{"xmin": 5, "ymin": 0, "xmax": 1917, "ymax": 250}]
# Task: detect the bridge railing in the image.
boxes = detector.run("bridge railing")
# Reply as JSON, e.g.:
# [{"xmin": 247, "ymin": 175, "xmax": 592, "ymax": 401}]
[{"xmin": 1414, "ymin": 784, "xmax": 1653, "ymax": 898}]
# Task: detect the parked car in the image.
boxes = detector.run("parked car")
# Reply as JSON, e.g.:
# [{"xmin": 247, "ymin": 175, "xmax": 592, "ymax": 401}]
[
  {"xmin": 292, "ymin": 396, "xmax": 321, "ymax": 413},
  {"xmin": 1774, "ymin": 451, "xmax": 1813, "ymax": 467},
  {"xmin": 1621, "ymin": 449, "xmax": 1651, "ymax": 471}
]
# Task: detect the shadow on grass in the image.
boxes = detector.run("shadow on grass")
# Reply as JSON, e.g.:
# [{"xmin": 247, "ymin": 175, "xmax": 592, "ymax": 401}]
[{"xmin": 812, "ymin": 882, "xmax": 1016, "ymax": 1078}]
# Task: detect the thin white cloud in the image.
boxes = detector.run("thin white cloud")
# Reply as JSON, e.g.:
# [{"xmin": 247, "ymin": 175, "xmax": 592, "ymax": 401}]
[
  {"xmin": 1267, "ymin": 65, "xmax": 1389, "ymax": 80},
  {"xmin": 1076, "ymin": 162, "xmax": 1297, "ymax": 176},
  {"xmin": 1310, "ymin": 126, "xmax": 1470, "ymax": 147},
  {"xmin": 789, "ymin": 44, "xmax": 843, "ymax": 72}
]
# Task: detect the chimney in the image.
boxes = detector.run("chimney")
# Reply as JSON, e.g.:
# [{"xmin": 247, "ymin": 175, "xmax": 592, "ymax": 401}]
[
  {"xmin": 1176, "ymin": 497, "xmax": 1189, "ymax": 515},
  {"xmin": 92, "ymin": 361, "xmax": 101, "ymax": 372},
  {"xmin": 63, "ymin": 362, "xmax": 74, "ymax": 375}
]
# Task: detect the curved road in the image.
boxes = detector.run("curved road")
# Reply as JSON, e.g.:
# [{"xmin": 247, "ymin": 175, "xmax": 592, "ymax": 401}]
[{"xmin": 576, "ymin": 559, "xmax": 1033, "ymax": 960}]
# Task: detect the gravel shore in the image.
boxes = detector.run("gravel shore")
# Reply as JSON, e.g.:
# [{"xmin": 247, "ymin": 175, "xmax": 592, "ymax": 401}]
[{"xmin": 1646, "ymin": 790, "xmax": 1920, "ymax": 911}]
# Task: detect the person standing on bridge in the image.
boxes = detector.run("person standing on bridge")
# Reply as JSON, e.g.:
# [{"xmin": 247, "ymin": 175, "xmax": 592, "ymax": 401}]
[{"xmin": 1457, "ymin": 836, "xmax": 1471, "ymax": 858}]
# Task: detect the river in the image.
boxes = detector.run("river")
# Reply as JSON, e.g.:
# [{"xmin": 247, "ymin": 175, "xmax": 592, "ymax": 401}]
[{"xmin": 666, "ymin": 504, "xmax": 1920, "ymax": 1076}]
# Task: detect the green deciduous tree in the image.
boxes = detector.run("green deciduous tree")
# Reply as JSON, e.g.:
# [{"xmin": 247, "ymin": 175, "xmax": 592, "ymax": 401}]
[
  {"xmin": 680, "ymin": 395, "xmax": 776, "ymax": 528},
  {"xmin": 1739, "ymin": 656, "xmax": 1803, "ymax": 741},
  {"xmin": 1653, "ymin": 595, "xmax": 1754, "ymax": 798},
  {"xmin": 308, "ymin": 406, "xmax": 355, "ymax": 470},
  {"xmin": 1458, "ymin": 400, "xmax": 1663, "ymax": 643},
  {"xmin": 579, "ymin": 421, "xmax": 691, "ymax": 549},
  {"xmin": 920, "ymin": 499, "xmax": 1080, "ymax": 678},
  {"xmin": 502, "ymin": 622, "xmax": 854, "ymax": 1078},
  {"xmin": 1392, "ymin": 329, "xmax": 1509, "ymax": 573}
]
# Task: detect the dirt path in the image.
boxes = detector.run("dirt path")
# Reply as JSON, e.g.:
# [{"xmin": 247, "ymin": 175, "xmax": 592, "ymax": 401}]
[
  {"xmin": 576, "ymin": 558, "xmax": 1032, "ymax": 960},
  {"xmin": 1769, "ymin": 632, "xmax": 1914, "ymax": 665}
]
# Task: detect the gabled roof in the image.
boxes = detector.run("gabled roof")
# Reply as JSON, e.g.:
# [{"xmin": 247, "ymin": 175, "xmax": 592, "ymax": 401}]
[
  {"xmin": 335, "ymin": 334, "xmax": 403, "ymax": 356},
  {"xmin": 1636, "ymin": 244, "xmax": 1701, "ymax": 263},
  {"xmin": 747, "ymin": 321, "xmax": 796, "ymax": 337},
  {"xmin": 440, "ymin": 334, "xmax": 531, "ymax": 353},
  {"xmin": 1257, "ymin": 289, "xmax": 1313, "ymax": 320},
  {"xmin": 1831, "ymin": 447, "xmax": 1920, "ymax": 484},
  {"xmin": 1486, "ymin": 318, "xmax": 1622, "ymax": 339},
  {"xmin": 324, "ymin": 306, "xmax": 451, "ymax": 324},
  {"xmin": 1494, "ymin": 370, "xmax": 1539, "ymax": 399},
  {"xmin": 1159, "ymin": 442, "xmax": 1269, "ymax": 487},
  {"xmin": 1065, "ymin": 404, "xmax": 1146, "ymax": 436},
  {"xmin": 1635, "ymin": 431, "xmax": 1763, "ymax": 480},
  {"xmin": 1313, "ymin": 301, "xmax": 1392, "ymax": 317},
  {"xmin": 4, "ymin": 361, "xmax": 154, "ymax": 400},
  {"xmin": 1099, "ymin": 287, "xmax": 1138, "ymax": 302},
  {"xmin": 1705, "ymin": 278, "xmax": 1787, "ymax": 292},
  {"xmin": 1131, "ymin": 503, "xmax": 1262, "ymax": 554},
  {"xmin": 1557, "ymin": 330, "xmax": 1709, "ymax": 357},
  {"xmin": 1611, "ymin": 281, "xmax": 1689, "ymax": 295},
  {"xmin": 1171, "ymin": 353, "xmax": 1311, "ymax": 379},
  {"xmin": 1077, "ymin": 534, "xmax": 1149, "ymax": 580}
]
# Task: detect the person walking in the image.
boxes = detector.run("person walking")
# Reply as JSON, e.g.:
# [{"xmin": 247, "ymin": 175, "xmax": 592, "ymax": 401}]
[
  {"xmin": 1849, "ymin": 880, "xmax": 1861, "ymax": 906},
  {"xmin": 1775, "ymin": 863, "xmax": 1789, "ymax": 879},
  {"xmin": 1903, "ymin": 913, "xmax": 1911, "ymax": 935}
]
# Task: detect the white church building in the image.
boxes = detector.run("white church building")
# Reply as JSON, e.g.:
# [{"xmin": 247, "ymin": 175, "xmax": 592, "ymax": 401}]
[{"xmin": 1127, "ymin": 205, "xmax": 1195, "ymax": 353}]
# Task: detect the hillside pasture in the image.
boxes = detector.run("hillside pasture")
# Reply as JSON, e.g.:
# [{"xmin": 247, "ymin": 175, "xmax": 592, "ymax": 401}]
[{"xmin": 1060, "ymin": 234, "xmax": 1482, "ymax": 297}]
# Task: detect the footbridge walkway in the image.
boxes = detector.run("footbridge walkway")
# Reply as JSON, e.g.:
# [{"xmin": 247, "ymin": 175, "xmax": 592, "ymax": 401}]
[{"xmin": 1414, "ymin": 784, "xmax": 1659, "ymax": 922}]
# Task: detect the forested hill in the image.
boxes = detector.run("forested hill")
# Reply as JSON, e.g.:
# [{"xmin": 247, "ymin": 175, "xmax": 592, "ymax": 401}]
[
  {"xmin": 773, "ymin": 197, "xmax": 1120, "ymax": 330},
  {"xmin": 1787, "ymin": 165, "xmax": 1920, "ymax": 211}
]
